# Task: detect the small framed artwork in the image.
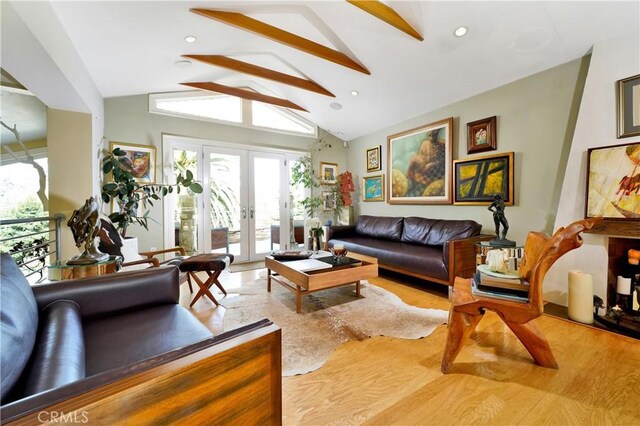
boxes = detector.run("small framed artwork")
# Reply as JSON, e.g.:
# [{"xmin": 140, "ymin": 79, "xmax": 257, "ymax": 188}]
[
  {"xmin": 617, "ymin": 74, "xmax": 640, "ymax": 138},
  {"xmin": 387, "ymin": 117, "xmax": 453, "ymax": 204},
  {"xmin": 363, "ymin": 175, "xmax": 384, "ymax": 202},
  {"xmin": 366, "ymin": 145, "xmax": 382, "ymax": 172},
  {"xmin": 453, "ymin": 152, "xmax": 514, "ymax": 205},
  {"xmin": 322, "ymin": 191, "xmax": 336, "ymax": 211},
  {"xmin": 467, "ymin": 116, "xmax": 497, "ymax": 154},
  {"xmin": 586, "ymin": 142, "xmax": 640, "ymax": 220},
  {"xmin": 320, "ymin": 162, "xmax": 338, "ymax": 184},
  {"xmin": 110, "ymin": 141, "xmax": 156, "ymax": 183}
]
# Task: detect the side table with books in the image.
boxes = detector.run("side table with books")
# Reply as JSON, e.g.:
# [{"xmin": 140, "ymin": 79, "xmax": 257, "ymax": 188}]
[{"xmin": 473, "ymin": 264, "xmax": 529, "ymax": 303}]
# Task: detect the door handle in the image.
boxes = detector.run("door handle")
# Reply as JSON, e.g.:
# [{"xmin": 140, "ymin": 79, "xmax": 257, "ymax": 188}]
[
  {"xmin": 241, "ymin": 207, "xmax": 247, "ymax": 219},
  {"xmin": 250, "ymin": 207, "xmax": 255, "ymax": 219}
]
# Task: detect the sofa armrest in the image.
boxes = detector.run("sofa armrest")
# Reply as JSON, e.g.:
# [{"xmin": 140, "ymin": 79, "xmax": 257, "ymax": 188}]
[
  {"xmin": 445, "ymin": 234, "xmax": 493, "ymax": 283},
  {"xmin": 32, "ymin": 266, "xmax": 180, "ymax": 319},
  {"xmin": 0, "ymin": 319, "xmax": 282, "ymax": 425},
  {"xmin": 326, "ymin": 225, "xmax": 356, "ymax": 241}
]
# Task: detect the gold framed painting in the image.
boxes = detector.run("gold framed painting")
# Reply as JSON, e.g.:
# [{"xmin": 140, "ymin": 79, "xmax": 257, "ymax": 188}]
[
  {"xmin": 363, "ymin": 175, "xmax": 384, "ymax": 202},
  {"xmin": 617, "ymin": 74, "xmax": 640, "ymax": 138},
  {"xmin": 320, "ymin": 162, "xmax": 338, "ymax": 184},
  {"xmin": 109, "ymin": 141, "xmax": 156, "ymax": 183},
  {"xmin": 453, "ymin": 152, "xmax": 514, "ymax": 205},
  {"xmin": 366, "ymin": 145, "xmax": 382, "ymax": 172},
  {"xmin": 467, "ymin": 116, "xmax": 497, "ymax": 154},
  {"xmin": 387, "ymin": 117, "xmax": 453, "ymax": 204},
  {"xmin": 586, "ymin": 142, "xmax": 640, "ymax": 220}
]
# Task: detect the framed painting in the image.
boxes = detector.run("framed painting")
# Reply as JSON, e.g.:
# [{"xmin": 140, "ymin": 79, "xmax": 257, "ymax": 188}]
[
  {"xmin": 366, "ymin": 145, "xmax": 382, "ymax": 172},
  {"xmin": 322, "ymin": 191, "xmax": 336, "ymax": 211},
  {"xmin": 467, "ymin": 116, "xmax": 497, "ymax": 154},
  {"xmin": 387, "ymin": 117, "xmax": 453, "ymax": 204},
  {"xmin": 617, "ymin": 74, "xmax": 640, "ymax": 138},
  {"xmin": 109, "ymin": 141, "xmax": 156, "ymax": 183},
  {"xmin": 586, "ymin": 142, "xmax": 640, "ymax": 221},
  {"xmin": 363, "ymin": 175, "xmax": 384, "ymax": 202},
  {"xmin": 453, "ymin": 152, "xmax": 514, "ymax": 205},
  {"xmin": 320, "ymin": 162, "xmax": 338, "ymax": 184}
]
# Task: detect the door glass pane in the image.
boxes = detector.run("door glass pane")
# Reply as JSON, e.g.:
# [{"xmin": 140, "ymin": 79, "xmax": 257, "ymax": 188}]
[
  {"xmin": 173, "ymin": 150, "xmax": 199, "ymax": 255},
  {"xmin": 209, "ymin": 153, "xmax": 240, "ymax": 255},
  {"xmin": 254, "ymin": 157, "xmax": 280, "ymax": 253},
  {"xmin": 289, "ymin": 160, "xmax": 306, "ymax": 249}
]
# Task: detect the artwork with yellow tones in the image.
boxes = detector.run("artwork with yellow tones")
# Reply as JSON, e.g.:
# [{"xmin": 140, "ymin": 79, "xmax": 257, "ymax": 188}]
[
  {"xmin": 586, "ymin": 142, "xmax": 640, "ymax": 219},
  {"xmin": 109, "ymin": 141, "xmax": 156, "ymax": 183},
  {"xmin": 453, "ymin": 152, "xmax": 514, "ymax": 205},
  {"xmin": 387, "ymin": 118, "xmax": 453, "ymax": 204}
]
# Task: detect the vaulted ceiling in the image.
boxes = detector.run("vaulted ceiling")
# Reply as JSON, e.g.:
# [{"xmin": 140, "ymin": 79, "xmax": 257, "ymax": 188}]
[{"xmin": 36, "ymin": 1, "xmax": 640, "ymax": 140}]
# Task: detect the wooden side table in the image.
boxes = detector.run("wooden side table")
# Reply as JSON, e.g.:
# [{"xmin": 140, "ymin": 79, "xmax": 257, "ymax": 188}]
[{"xmin": 48, "ymin": 255, "xmax": 121, "ymax": 281}]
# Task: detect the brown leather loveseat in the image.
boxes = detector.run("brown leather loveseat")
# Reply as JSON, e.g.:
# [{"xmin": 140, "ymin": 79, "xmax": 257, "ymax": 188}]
[
  {"xmin": 0, "ymin": 253, "xmax": 282, "ymax": 423},
  {"xmin": 327, "ymin": 215, "xmax": 490, "ymax": 285}
]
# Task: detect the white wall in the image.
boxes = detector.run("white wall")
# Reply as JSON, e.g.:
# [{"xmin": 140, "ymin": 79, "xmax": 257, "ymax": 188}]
[
  {"xmin": 104, "ymin": 95, "xmax": 347, "ymax": 251},
  {"xmin": 2, "ymin": 1, "xmax": 105, "ymax": 257},
  {"xmin": 347, "ymin": 58, "xmax": 587, "ymax": 245},
  {"xmin": 546, "ymin": 30, "xmax": 640, "ymax": 306}
]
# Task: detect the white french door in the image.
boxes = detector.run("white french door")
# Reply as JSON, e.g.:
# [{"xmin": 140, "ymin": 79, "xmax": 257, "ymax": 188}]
[{"xmin": 164, "ymin": 136, "xmax": 304, "ymax": 263}]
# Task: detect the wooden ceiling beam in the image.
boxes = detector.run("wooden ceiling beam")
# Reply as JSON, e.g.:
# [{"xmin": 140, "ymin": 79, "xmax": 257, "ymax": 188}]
[
  {"xmin": 347, "ymin": 0, "xmax": 423, "ymax": 41},
  {"xmin": 190, "ymin": 9, "xmax": 370, "ymax": 75},
  {"xmin": 180, "ymin": 81, "xmax": 307, "ymax": 112},
  {"xmin": 183, "ymin": 55, "xmax": 335, "ymax": 97}
]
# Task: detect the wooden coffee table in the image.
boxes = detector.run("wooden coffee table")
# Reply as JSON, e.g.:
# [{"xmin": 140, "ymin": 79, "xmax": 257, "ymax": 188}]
[{"xmin": 265, "ymin": 254, "xmax": 378, "ymax": 313}]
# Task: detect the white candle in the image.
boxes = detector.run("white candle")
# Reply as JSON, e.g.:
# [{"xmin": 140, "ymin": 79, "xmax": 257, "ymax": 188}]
[
  {"xmin": 334, "ymin": 244, "xmax": 344, "ymax": 250},
  {"xmin": 568, "ymin": 270, "xmax": 594, "ymax": 324},
  {"xmin": 616, "ymin": 276, "xmax": 631, "ymax": 295}
]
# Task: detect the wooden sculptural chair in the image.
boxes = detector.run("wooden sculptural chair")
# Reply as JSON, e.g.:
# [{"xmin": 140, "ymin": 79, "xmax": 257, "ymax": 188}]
[{"xmin": 441, "ymin": 218, "xmax": 600, "ymax": 373}]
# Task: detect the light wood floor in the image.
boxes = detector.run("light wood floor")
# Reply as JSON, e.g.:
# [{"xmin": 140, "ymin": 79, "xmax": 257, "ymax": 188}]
[{"xmin": 186, "ymin": 268, "xmax": 640, "ymax": 426}]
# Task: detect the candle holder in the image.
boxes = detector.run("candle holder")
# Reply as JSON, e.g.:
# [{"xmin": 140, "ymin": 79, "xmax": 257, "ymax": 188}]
[{"xmin": 329, "ymin": 246, "xmax": 348, "ymax": 264}]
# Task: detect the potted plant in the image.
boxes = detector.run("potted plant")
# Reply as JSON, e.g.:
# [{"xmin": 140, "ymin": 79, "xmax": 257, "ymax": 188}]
[
  {"xmin": 101, "ymin": 147, "xmax": 203, "ymax": 239},
  {"xmin": 291, "ymin": 156, "xmax": 323, "ymax": 217}
]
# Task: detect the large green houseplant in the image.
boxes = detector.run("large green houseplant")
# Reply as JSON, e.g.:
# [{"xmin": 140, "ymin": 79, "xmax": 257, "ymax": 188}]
[
  {"xmin": 291, "ymin": 156, "xmax": 322, "ymax": 217},
  {"xmin": 101, "ymin": 147, "xmax": 203, "ymax": 238}
]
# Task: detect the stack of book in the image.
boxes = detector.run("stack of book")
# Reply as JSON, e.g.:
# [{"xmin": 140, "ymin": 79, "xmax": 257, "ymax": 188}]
[{"xmin": 472, "ymin": 265, "xmax": 529, "ymax": 303}]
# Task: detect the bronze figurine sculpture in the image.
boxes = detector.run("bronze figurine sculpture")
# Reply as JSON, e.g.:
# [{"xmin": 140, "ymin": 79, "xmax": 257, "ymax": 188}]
[
  {"xmin": 67, "ymin": 196, "xmax": 109, "ymax": 265},
  {"xmin": 488, "ymin": 194, "xmax": 516, "ymax": 247}
]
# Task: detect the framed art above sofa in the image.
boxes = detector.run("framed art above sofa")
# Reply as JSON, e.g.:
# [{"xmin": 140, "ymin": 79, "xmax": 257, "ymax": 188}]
[
  {"xmin": 387, "ymin": 117, "xmax": 453, "ymax": 204},
  {"xmin": 453, "ymin": 152, "xmax": 514, "ymax": 205}
]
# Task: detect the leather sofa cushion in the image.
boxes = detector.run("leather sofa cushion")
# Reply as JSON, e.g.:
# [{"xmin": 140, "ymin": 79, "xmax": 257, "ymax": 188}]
[
  {"xmin": 23, "ymin": 300, "xmax": 85, "ymax": 398},
  {"xmin": 401, "ymin": 217, "xmax": 481, "ymax": 246},
  {"xmin": 355, "ymin": 215, "xmax": 404, "ymax": 241},
  {"xmin": 83, "ymin": 304, "xmax": 213, "ymax": 376},
  {"xmin": 0, "ymin": 254, "xmax": 38, "ymax": 402},
  {"xmin": 330, "ymin": 237, "xmax": 449, "ymax": 281}
]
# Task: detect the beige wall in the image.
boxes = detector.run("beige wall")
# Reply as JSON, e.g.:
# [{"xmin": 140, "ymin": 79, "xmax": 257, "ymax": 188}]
[
  {"xmin": 47, "ymin": 108, "xmax": 95, "ymax": 259},
  {"xmin": 347, "ymin": 57, "xmax": 587, "ymax": 246},
  {"xmin": 104, "ymin": 95, "xmax": 347, "ymax": 251}
]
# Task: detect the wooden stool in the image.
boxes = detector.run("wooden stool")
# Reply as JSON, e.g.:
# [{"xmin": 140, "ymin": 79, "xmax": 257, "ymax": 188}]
[{"xmin": 179, "ymin": 254, "xmax": 234, "ymax": 307}]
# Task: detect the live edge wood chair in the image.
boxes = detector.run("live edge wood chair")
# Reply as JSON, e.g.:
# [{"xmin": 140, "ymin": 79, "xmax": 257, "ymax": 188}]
[{"xmin": 441, "ymin": 218, "xmax": 600, "ymax": 373}]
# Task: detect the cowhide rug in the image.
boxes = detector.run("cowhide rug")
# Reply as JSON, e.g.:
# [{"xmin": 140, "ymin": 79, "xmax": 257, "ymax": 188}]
[{"xmin": 214, "ymin": 274, "xmax": 448, "ymax": 376}]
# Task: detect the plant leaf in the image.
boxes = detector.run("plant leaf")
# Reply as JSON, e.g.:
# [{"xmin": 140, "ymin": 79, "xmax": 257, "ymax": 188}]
[{"xmin": 189, "ymin": 182, "xmax": 203, "ymax": 193}]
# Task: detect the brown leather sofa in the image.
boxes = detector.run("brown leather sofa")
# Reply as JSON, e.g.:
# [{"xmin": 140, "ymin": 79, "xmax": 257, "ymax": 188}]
[
  {"xmin": 0, "ymin": 253, "xmax": 281, "ymax": 423},
  {"xmin": 327, "ymin": 215, "xmax": 490, "ymax": 285}
]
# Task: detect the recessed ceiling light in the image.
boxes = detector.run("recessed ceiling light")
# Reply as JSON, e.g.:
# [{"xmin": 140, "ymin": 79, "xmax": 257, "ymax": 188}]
[
  {"xmin": 454, "ymin": 26, "xmax": 468, "ymax": 37},
  {"xmin": 330, "ymin": 102, "xmax": 342, "ymax": 110},
  {"xmin": 174, "ymin": 60, "xmax": 192, "ymax": 67},
  {"xmin": 350, "ymin": 90, "xmax": 359, "ymax": 96},
  {"xmin": 184, "ymin": 35, "xmax": 197, "ymax": 43}
]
